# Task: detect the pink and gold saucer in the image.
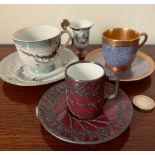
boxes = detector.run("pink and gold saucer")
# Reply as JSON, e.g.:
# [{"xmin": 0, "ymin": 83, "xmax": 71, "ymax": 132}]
[{"xmin": 36, "ymin": 81, "xmax": 133, "ymax": 144}]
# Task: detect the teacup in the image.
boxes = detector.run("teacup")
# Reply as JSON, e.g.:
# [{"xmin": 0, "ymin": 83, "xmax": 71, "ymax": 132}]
[
  {"xmin": 13, "ymin": 25, "xmax": 71, "ymax": 74},
  {"xmin": 69, "ymin": 20, "xmax": 94, "ymax": 49},
  {"xmin": 102, "ymin": 28, "xmax": 148, "ymax": 72},
  {"xmin": 61, "ymin": 19, "xmax": 94, "ymax": 59},
  {"xmin": 65, "ymin": 61, "xmax": 119, "ymax": 120}
]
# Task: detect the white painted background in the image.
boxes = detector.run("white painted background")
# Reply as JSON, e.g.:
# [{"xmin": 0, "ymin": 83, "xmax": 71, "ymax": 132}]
[{"xmin": 0, "ymin": 4, "xmax": 155, "ymax": 44}]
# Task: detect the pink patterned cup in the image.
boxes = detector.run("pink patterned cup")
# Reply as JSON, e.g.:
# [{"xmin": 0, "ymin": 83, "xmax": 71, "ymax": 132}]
[{"xmin": 65, "ymin": 61, "xmax": 119, "ymax": 120}]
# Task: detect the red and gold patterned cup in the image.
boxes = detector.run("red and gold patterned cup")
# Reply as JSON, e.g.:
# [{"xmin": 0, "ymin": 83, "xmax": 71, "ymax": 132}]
[{"xmin": 65, "ymin": 61, "xmax": 119, "ymax": 120}]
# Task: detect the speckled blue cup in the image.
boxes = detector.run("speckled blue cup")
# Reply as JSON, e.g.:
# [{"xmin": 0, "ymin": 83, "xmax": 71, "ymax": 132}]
[
  {"xmin": 13, "ymin": 25, "xmax": 71, "ymax": 74},
  {"xmin": 102, "ymin": 28, "xmax": 148, "ymax": 71}
]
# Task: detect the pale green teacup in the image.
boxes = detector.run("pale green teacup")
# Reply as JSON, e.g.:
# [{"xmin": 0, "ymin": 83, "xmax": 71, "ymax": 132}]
[{"xmin": 13, "ymin": 25, "xmax": 71, "ymax": 74}]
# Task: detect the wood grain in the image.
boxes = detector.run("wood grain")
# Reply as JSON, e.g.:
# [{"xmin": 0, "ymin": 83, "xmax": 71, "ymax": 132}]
[{"xmin": 0, "ymin": 45, "xmax": 155, "ymax": 150}]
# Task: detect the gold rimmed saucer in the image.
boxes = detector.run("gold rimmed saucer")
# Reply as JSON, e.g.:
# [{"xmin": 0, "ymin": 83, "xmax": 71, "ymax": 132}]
[{"xmin": 85, "ymin": 48, "xmax": 155, "ymax": 82}]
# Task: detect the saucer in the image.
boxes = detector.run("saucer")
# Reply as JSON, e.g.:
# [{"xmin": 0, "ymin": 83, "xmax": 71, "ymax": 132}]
[
  {"xmin": 0, "ymin": 48, "xmax": 79, "ymax": 86},
  {"xmin": 85, "ymin": 48, "xmax": 155, "ymax": 82},
  {"xmin": 36, "ymin": 81, "xmax": 133, "ymax": 144}
]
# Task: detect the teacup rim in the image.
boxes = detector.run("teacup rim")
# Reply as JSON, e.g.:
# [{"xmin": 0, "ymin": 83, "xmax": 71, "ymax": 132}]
[
  {"xmin": 69, "ymin": 20, "xmax": 94, "ymax": 30},
  {"xmin": 12, "ymin": 25, "xmax": 61, "ymax": 43},
  {"xmin": 102, "ymin": 27, "xmax": 141, "ymax": 42},
  {"xmin": 65, "ymin": 61, "xmax": 105, "ymax": 83}
]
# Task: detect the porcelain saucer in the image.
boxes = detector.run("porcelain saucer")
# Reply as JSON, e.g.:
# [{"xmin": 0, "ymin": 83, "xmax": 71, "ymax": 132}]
[
  {"xmin": 36, "ymin": 81, "xmax": 133, "ymax": 144},
  {"xmin": 85, "ymin": 48, "xmax": 155, "ymax": 82},
  {"xmin": 0, "ymin": 48, "xmax": 79, "ymax": 86}
]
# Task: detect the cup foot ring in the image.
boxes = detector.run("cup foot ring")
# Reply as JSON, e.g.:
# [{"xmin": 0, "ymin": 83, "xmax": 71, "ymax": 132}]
[{"xmin": 106, "ymin": 64, "xmax": 131, "ymax": 72}]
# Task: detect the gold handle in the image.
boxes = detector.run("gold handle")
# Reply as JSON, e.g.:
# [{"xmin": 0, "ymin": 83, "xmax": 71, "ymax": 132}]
[
  {"xmin": 139, "ymin": 32, "xmax": 148, "ymax": 48},
  {"xmin": 61, "ymin": 19, "xmax": 74, "ymax": 46},
  {"xmin": 61, "ymin": 19, "xmax": 70, "ymax": 30}
]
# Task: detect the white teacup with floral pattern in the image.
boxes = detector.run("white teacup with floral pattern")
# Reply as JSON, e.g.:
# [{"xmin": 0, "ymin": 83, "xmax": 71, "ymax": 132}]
[
  {"xmin": 70, "ymin": 20, "xmax": 94, "ymax": 49},
  {"xmin": 61, "ymin": 19, "xmax": 94, "ymax": 59},
  {"xmin": 13, "ymin": 25, "xmax": 71, "ymax": 74}
]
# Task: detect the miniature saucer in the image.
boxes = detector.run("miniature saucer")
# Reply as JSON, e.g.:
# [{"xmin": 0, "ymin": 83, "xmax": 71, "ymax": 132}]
[
  {"xmin": 0, "ymin": 48, "xmax": 79, "ymax": 86},
  {"xmin": 85, "ymin": 48, "xmax": 155, "ymax": 82},
  {"xmin": 36, "ymin": 81, "xmax": 133, "ymax": 144}
]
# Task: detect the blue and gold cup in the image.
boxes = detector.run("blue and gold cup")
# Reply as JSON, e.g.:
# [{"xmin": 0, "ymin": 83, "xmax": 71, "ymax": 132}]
[{"xmin": 102, "ymin": 28, "xmax": 148, "ymax": 72}]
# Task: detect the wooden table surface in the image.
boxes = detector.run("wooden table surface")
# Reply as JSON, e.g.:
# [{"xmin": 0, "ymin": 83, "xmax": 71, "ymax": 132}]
[{"xmin": 0, "ymin": 45, "xmax": 155, "ymax": 151}]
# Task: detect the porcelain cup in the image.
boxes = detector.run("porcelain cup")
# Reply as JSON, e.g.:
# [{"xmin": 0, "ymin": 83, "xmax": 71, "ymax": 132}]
[
  {"xmin": 102, "ymin": 28, "xmax": 148, "ymax": 72},
  {"xmin": 13, "ymin": 25, "xmax": 71, "ymax": 74},
  {"xmin": 65, "ymin": 61, "xmax": 119, "ymax": 120},
  {"xmin": 61, "ymin": 19, "xmax": 94, "ymax": 59},
  {"xmin": 69, "ymin": 20, "xmax": 94, "ymax": 49}
]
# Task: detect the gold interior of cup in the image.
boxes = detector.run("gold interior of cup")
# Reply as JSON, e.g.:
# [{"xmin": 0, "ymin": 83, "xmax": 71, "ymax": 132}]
[
  {"xmin": 102, "ymin": 28, "xmax": 140, "ymax": 47},
  {"xmin": 103, "ymin": 28, "xmax": 139, "ymax": 41}
]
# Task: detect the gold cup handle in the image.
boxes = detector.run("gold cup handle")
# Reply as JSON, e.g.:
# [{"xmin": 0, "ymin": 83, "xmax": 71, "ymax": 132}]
[
  {"xmin": 61, "ymin": 19, "xmax": 70, "ymax": 30},
  {"xmin": 139, "ymin": 32, "xmax": 148, "ymax": 48},
  {"xmin": 60, "ymin": 19, "xmax": 72, "ymax": 50},
  {"xmin": 61, "ymin": 19, "xmax": 75, "ymax": 46}
]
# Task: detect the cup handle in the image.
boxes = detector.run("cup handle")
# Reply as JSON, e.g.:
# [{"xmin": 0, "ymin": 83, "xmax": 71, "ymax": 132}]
[
  {"xmin": 139, "ymin": 32, "xmax": 148, "ymax": 48},
  {"xmin": 57, "ymin": 30, "xmax": 72, "ymax": 66},
  {"xmin": 60, "ymin": 30, "xmax": 72, "ymax": 50},
  {"xmin": 61, "ymin": 19, "xmax": 74, "ymax": 46},
  {"xmin": 105, "ymin": 76, "xmax": 120, "ymax": 100}
]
